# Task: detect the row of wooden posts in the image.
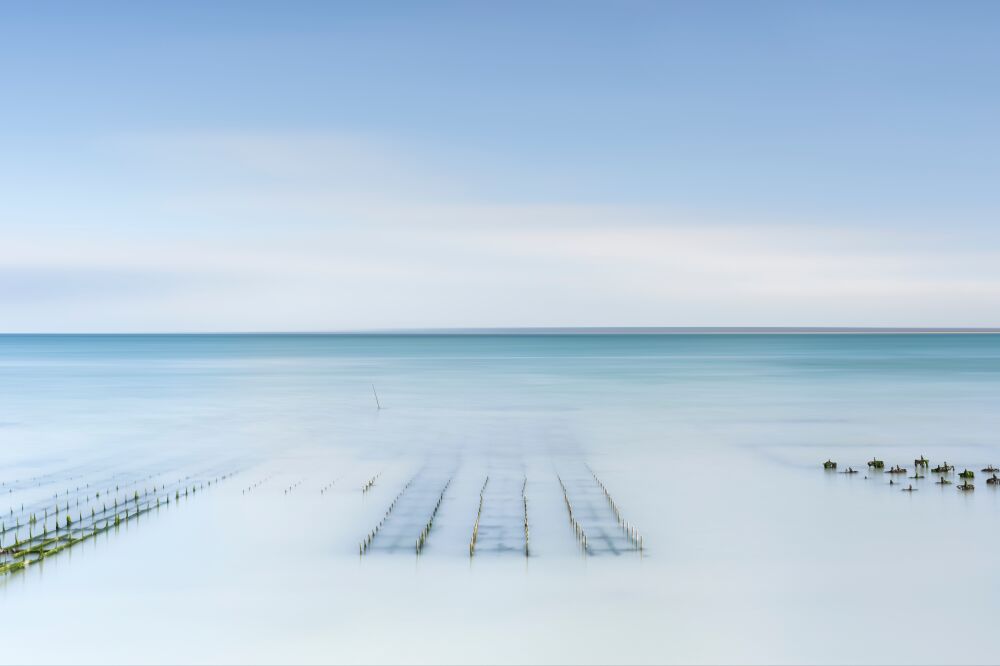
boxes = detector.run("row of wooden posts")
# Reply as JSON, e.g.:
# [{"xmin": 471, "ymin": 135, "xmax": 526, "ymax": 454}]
[
  {"xmin": 9, "ymin": 473, "xmax": 182, "ymax": 526},
  {"xmin": 522, "ymin": 476, "xmax": 530, "ymax": 557},
  {"xmin": 469, "ymin": 476, "xmax": 490, "ymax": 556},
  {"xmin": 358, "ymin": 471, "xmax": 645, "ymax": 558},
  {"xmin": 243, "ymin": 474, "xmax": 274, "ymax": 495},
  {"xmin": 362, "ymin": 472, "xmax": 381, "ymax": 494},
  {"xmin": 588, "ymin": 467, "xmax": 643, "ymax": 551},
  {"xmin": 359, "ymin": 477, "xmax": 415, "ymax": 555},
  {"xmin": 2, "ymin": 472, "xmax": 233, "ymax": 575},
  {"xmin": 416, "ymin": 479, "xmax": 452, "ymax": 555},
  {"xmin": 557, "ymin": 475, "xmax": 588, "ymax": 553},
  {"xmin": 3, "ymin": 481, "xmax": 198, "ymax": 538}
]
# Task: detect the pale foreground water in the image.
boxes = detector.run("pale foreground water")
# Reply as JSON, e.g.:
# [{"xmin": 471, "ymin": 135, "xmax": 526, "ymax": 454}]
[{"xmin": 1, "ymin": 333, "xmax": 999, "ymax": 664}]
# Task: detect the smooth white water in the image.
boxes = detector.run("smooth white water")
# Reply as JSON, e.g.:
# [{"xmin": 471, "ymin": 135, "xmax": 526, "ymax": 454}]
[{"xmin": 2, "ymin": 334, "xmax": 999, "ymax": 664}]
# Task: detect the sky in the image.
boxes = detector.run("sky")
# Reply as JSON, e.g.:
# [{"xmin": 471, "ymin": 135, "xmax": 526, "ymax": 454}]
[{"xmin": 2, "ymin": 1, "xmax": 1000, "ymax": 331}]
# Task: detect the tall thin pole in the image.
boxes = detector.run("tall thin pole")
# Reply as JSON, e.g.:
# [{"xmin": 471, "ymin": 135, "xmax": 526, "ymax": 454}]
[{"xmin": 372, "ymin": 384, "xmax": 382, "ymax": 410}]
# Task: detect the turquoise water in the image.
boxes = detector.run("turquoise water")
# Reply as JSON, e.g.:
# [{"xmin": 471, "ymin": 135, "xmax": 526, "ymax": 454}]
[{"xmin": 2, "ymin": 333, "xmax": 999, "ymax": 664}]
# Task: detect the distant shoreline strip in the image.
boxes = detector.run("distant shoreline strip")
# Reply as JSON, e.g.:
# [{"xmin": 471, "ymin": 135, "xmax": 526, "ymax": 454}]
[{"xmin": 3, "ymin": 328, "xmax": 1000, "ymax": 336}]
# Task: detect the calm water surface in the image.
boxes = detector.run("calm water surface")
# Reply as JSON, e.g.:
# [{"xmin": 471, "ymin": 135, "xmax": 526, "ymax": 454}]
[{"xmin": 1, "ymin": 334, "xmax": 999, "ymax": 664}]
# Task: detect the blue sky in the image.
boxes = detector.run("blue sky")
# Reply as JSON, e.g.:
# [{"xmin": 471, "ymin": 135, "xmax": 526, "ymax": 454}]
[{"xmin": 2, "ymin": 1, "xmax": 999, "ymax": 330}]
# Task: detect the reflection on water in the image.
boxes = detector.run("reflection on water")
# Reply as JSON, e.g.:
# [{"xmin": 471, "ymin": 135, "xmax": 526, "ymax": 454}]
[{"xmin": 1, "ymin": 334, "xmax": 1000, "ymax": 664}]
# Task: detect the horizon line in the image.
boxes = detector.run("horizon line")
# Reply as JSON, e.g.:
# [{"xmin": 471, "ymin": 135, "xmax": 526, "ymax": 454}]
[{"xmin": 3, "ymin": 327, "xmax": 1000, "ymax": 336}]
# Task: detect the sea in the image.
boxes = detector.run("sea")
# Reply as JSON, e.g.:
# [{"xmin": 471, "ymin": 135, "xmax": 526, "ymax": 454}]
[{"xmin": 1, "ymin": 332, "xmax": 999, "ymax": 664}]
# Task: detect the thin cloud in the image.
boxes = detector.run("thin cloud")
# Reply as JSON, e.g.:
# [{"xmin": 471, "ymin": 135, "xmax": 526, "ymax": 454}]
[{"xmin": 3, "ymin": 131, "xmax": 1000, "ymax": 330}]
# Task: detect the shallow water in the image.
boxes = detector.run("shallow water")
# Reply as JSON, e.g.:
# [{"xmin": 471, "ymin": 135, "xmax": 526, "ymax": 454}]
[{"xmin": 1, "ymin": 333, "xmax": 999, "ymax": 664}]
